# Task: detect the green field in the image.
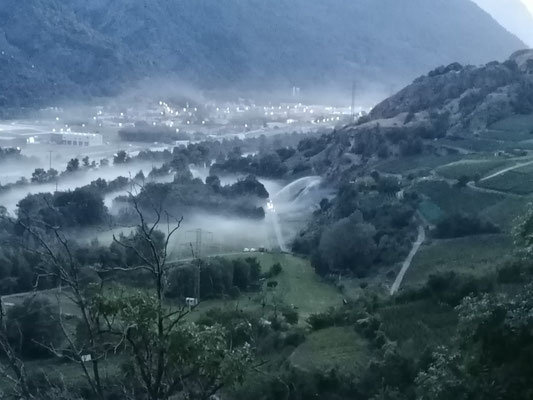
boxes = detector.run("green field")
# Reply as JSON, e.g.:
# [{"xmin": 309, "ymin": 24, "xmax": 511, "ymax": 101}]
[
  {"xmin": 436, "ymin": 158, "xmax": 513, "ymax": 180},
  {"xmin": 2, "ymin": 288, "xmax": 79, "ymax": 317},
  {"xmin": 481, "ymin": 196, "xmax": 530, "ymax": 231},
  {"xmin": 22, "ymin": 356, "xmax": 125, "ymax": 389},
  {"xmin": 416, "ymin": 179, "xmax": 530, "ymax": 232},
  {"xmin": 191, "ymin": 253, "xmax": 343, "ymax": 321},
  {"xmin": 379, "ymin": 299, "xmax": 457, "ymax": 358},
  {"xmin": 375, "ymin": 154, "xmax": 462, "ymax": 174},
  {"xmin": 415, "ymin": 180, "xmax": 505, "ymax": 221},
  {"xmin": 477, "ymin": 114, "xmax": 533, "ymax": 145},
  {"xmin": 490, "ymin": 114, "xmax": 533, "ymax": 133},
  {"xmin": 403, "ymin": 234, "xmax": 513, "ymax": 287},
  {"xmin": 437, "ymin": 138, "xmax": 503, "ymax": 152},
  {"xmin": 478, "ymin": 169, "xmax": 533, "ymax": 194},
  {"xmin": 482, "ymin": 129, "xmax": 533, "ymax": 142},
  {"xmin": 289, "ymin": 327, "xmax": 370, "ymax": 374},
  {"xmin": 476, "ymin": 160, "xmax": 533, "ymax": 194}
]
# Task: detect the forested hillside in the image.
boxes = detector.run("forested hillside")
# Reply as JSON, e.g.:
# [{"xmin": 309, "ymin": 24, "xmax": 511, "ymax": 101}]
[{"xmin": 0, "ymin": 0, "xmax": 526, "ymax": 107}]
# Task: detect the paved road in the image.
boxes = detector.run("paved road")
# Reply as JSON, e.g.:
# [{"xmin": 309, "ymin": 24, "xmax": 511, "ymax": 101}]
[
  {"xmin": 466, "ymin": 181, "xmax": 525, "ymax": 199},
  {"xmin": 390, "ymin": 225, "xmax": 426, "ymax": 295},
  {"xmin": 480, "ymin": 159, "xmax": 533, "ymax": 182}
]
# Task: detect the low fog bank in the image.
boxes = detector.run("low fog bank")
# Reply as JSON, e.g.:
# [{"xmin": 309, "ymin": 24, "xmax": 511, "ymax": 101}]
[
  {"xmin": 0, "ymin": 160, "xmax": 41, "ymax": 185},
  {"xmin": 81, "ymin": 173, "xmax": 333, "ymax": 256},
  {"xmin": 0, "ymin": 160, "xmax": 164, "ymax": 214},
  {"xmin": 82, "ymin": 213, "xmax": 271, "ymax": 259}
]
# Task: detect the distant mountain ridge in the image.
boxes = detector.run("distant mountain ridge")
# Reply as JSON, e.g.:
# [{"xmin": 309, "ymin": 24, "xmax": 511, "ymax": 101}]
[
  {"xmin": 472, "ymin": 0, "xmax": 533, "ymax": 47},
  {"xmin": 0, "ymin": 0, "xmax": 527, "ymax": 108}
]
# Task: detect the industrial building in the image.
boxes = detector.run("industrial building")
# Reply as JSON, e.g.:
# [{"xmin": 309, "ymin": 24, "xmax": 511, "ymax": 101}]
[{"xmin": 51, "ymin": 132, "xmax": 103, "ymax": 147}]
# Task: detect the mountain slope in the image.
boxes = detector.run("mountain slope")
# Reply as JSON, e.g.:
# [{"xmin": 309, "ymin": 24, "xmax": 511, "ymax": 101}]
[
  {"xmin": 471, "ymin": 0, "xmax": 533, "ymax": 47},
  {"xmin": 0, "ymin": 0, "xmax": 138, "ymax": 108},
  {"xmin": 278, "ymin": 51, "xmax": 533, "ymax": 182},
  {"xmin": 370, "ymin": 50, "xmax": 533, "ymax": 133},
  {"xmin": 0, "ymin": 0, "xmax": 527, "ymax": 108}
]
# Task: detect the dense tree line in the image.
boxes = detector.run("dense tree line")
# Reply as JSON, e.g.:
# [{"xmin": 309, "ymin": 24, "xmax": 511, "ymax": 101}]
[
  {"xmin": 165, "ymin": 257, "xmax": 263, "ymax": 300},
  {"xmin": 210, "ymin": 150, "xmax": 289, "ymax": 179},
  {"xmin": 120, "ymin": 173, "xmax": 268, "ymax": 221},
  {"xmin": 434, "ymin": 213, "xmax": 500, "ymax": 238},
  {"xmin": 294, "ymin": 176, "xmax": 418, "ymax": 278},
  {"xmin": 17, "ymin": 187, "xmax": 107, "ymax": 228}
]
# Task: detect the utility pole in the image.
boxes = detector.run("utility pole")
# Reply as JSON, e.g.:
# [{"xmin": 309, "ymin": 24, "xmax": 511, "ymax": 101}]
[
  {"xmin": 0, "ymin": 297, "xmax": 5, "ymax": 331},
  {"xmin": 351, "ymin": 81, "xmax": 356, "ymax": 122},
  {"xmin": 195, "ymin": 228, "xmax": 202, "ymax": 301},
  {"xmin": 48, "ymin": 150, "xmax": 53, "ymax": 170}
]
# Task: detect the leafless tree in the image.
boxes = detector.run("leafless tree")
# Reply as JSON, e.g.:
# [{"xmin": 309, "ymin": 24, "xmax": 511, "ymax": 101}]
[
  {"xmin": 3, "ymin": 192, "xmax": 250, "ymax": 400},
  {"xmin": 13, "ymin": 215, "xmax": 109, "ymax": 400},
  {"xmin": 0, "ymin": 297, "xmax": 34, "ymax": 399}
]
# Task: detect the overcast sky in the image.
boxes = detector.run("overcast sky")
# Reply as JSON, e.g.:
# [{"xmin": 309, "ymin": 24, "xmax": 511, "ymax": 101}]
[
  {"xmin": 523, "ymin": 0, "xmax": 533, "ymax": 14},
  {"xmin": 472, "ymin": 0, "xmax": 533, "ymax": 47}
]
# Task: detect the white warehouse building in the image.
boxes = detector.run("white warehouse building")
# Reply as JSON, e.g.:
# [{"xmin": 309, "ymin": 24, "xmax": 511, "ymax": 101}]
[{"xmin": 52, "ymin": 132, "xmax": 103, "ymax": 147}]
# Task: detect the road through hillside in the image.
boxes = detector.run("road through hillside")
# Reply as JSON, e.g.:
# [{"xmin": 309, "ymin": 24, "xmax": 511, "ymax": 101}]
[
  {"xmin": 480, "ymin": 159, "xmax": 533, "ymax": 182},
  {"xmin": 390, "ymin": 225, "xmax": 426, "ymax": 295}
]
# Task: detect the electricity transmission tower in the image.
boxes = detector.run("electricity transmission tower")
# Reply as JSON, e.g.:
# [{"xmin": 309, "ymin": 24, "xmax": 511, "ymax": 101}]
[
  {"xmin": 185, "ymin": 229, "xmax": 213, "ymax": 259},
  {"xmin": 184, "ymin": 229, "xmax": 213, "ymax": 301}
]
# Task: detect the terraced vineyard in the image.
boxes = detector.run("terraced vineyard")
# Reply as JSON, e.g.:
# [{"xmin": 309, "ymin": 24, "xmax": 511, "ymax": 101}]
[
  {"xmin": 478, "ymin": 163, "xmax": 533, "ymax": 194},
  {"xmin": 436, "ymin": 158, "xmax": 513, "ymax": 180}
]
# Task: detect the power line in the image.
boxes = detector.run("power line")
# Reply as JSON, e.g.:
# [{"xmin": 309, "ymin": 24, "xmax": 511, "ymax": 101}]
[{"xmin": 351, "ymin": 81, "xmax": 356, "ymax": 122}]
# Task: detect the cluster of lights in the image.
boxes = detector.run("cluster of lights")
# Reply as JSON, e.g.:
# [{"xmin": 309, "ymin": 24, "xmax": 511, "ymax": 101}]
[{"xmin": 313, "ymin": 116, "xmax": 341, "ymax": 124}]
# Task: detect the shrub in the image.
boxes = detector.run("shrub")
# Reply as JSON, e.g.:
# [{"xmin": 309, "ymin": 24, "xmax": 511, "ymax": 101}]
[
  {"xmin": 7, "ymin": 296, "xmax": 62, "ymax": 359},
  {"xmin": 284, "ymin": 331, "xmax": 306, "ymax": 347},
  {"xmin": 497, "ymin": 259, "xmax": 533, "ymax": 284},
  {"xmin": 228, "ymin": 286, "xmax": 241, "ymax": 299},
  {"xmin": 268, "ymin": 263, "xmax": 283, "ymax": 277},
  {"xmin": 281, "ymin": 308, "xmax": 299, "ymax": 325},
  {"xmin": 434, "ymin": 213, "xmax": 500, "ymax": 238}
]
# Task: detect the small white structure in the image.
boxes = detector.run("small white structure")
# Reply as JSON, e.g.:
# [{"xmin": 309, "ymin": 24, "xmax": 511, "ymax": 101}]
[
  {"xmin": 81, "ymin": 354, "xmax": 92, "ymax": 362},
  {"xmin": 186, "ymin": 297, "xmax": 198, "ymax": 307}
]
